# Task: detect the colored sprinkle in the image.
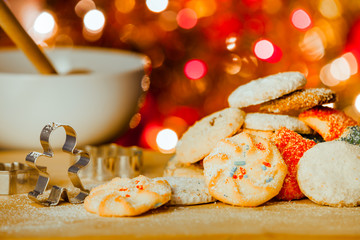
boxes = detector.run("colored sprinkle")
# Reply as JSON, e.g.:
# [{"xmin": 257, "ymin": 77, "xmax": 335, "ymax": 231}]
[
  {"xmin": 134, "ymin": 180, "xmax": 140, "ymax": 184},
  {"xmin": 119, "ymin": 188, "xmax": 128, "ymax": 191},
  {"xmin": 244, "ymin": 174, "xmax": 248, "ymax": 178},
  {"xmin": 125, "ymin": 194, "xmax": 130, "ymax": 197},
  {"xmin": 266, "ymin": 177, "xmax": 273, "ymax": 183},
  {"xmin": 244, "ymin": 145, "xmax": 250, "ymax": 151},
  {"xmin": 238, "ymin": 175, "xmax": 244, "ymax": 180},
  {"xmin": 234, "ymin": 161, "xmax": 246, "ymax": 166},
  {"xmin": 263, "ymin": 162, "xmax": 271, "ymax": 167},
  {"xmin": 239, "ymin": 167, "xmax": 246, "ymax": 175},
  {"xmin": 229, "ymin": 166, "xmax": 237, "ymax": 177},
  {"xmin": 256, "ymin": 142, "xmax": 266, "ymax": 151},
  {"xmin": 233, "ymin": 175, "xmax": 238, "ymax": 179},
  {"xmin": 136, "ymin": 185, "xmax": 144, "ymax": 190},
  {"xmin": 261, "ymin": 165, "xmax": 267, "ymax": 171}
]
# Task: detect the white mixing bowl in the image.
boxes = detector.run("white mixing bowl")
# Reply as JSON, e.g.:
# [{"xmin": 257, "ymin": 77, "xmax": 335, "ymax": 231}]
[{"xmin": 0, "ymin": 47, "xmax": 149, "ymax": 150}]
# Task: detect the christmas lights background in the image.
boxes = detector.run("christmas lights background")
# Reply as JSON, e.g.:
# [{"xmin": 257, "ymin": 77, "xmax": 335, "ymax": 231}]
[{"xmin": 1, "ymin": 0, "xmax": 360, "ymax": 153}]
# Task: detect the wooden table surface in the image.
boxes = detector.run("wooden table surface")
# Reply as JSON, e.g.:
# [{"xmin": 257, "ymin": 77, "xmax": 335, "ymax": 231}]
[{"xmin": 1, "ymin": 149, "xmax": 360, "ymax": 240}]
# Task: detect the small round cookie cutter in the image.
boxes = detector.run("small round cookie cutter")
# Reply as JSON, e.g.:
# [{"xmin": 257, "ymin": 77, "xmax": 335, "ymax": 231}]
[
  {"xmin": 0, "ymin": 162, "xmax": 46, "ymax": 195},
  {"xmin": 79, "ymin": 144, "xmax": 143, "ymax": 182}
]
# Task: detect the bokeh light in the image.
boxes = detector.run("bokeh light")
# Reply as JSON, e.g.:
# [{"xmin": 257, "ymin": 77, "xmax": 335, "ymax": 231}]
[
  {"xmin": 226, "ymin": 36, "xmax": 237, "ymax": 51},
  {"xmin": 184, "ymin": 59, "xmax": 207, "ymax": 80},
  {"xmin": 146, "ymin": 0, "xmax": 168, "ymax": 13},
  {"xmin": 34, "ymin": 12, "xmax": 55, "ymax": 35},
  {"xmin": 75, "ymin": 0, "xmax": 96, "ymax": 18},
  {"xmin": 254, "ymin": 40, "xmax": 274, "ymax": 60},
  {"xmin": 156, "ymin": 128, "xmax": 178, "ymax": 153},
  {"xmin": 319, "ymin": 0, "xmax": 342, "ymax": 19},
  {"xmin": 84, "ymin": 9, "xmax": 105, "ymax": 32},
  {"xmin": 177, "ymin": 8, "xmax": 198, "ymax": 29},
  {"xmin": 320, "ymin": 64, "xmax": 340, "ymax": 87},
  {"xmin": 186, "ymin": 0, "xmax": 217, "ymax": 18},
  {"xmin": 115, "ymin": 0, "xmax": 135, "ymax": 13},
  {"xmin": 355, "ymin": 94, "xmax": 360, "ymax": 113},
  {"xmin": 299, "ymin": 27, "xmax": 326, "ymax": 61},
  {"xmin": 291, "ymin": 9, "xmax": 312, "ymax": 30},
  {"xmin": 330, "ymin": 56, "xmax": 351, "ymax": 81}
]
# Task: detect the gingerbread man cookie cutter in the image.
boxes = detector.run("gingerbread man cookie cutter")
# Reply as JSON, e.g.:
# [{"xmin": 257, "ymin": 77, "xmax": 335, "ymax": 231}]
[{"xmin": 26, "ymin": 122, "xmax": 90, "ymax": 206}]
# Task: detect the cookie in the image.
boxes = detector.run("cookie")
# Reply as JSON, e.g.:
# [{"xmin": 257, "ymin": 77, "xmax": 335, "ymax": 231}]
[
  {"xmin": 84, "ymin": 175, "xmax": 171, "ymax": 217},
  {"xmin": 203, "ymin": 132, "xmax": 287, "ymax": 207},
  {"xmin": 176, "ymin": 108, "xmax": 245, "ymax": 164},
  {"xmin": 156, "ymin": 177, "xmax": 215, "ymax": 205},
  {"xmin": 260, "ymin": 88, "xmax": 337, "ymax": 113},
  {"xmin": 299, "ymin": 106, "xmax": 357, "ymax": 141},
  {"xmin": 338, "ymin": 125, "xmax": 360, "ymax": 146},
  {"xmin": 271, "ymin": 127, "xmax": 316, "ymax": 200},
  {"xmin": 163, "ymin": 156, "xmax": 204, "ymax": 178},
  {"xmin": 228, "ymin": 72, "xmax": 306, "ymax": 108},
  {"xmin": 297, "ymin": 141, "xmax": 360, "ymax": 207},
  {"xmin": 242, "ymin": 128, "xmax": 274, "ymax": 140},
  {"xmin": 244, "ymin": 113, "xmax": 313, "ymax": 134}
]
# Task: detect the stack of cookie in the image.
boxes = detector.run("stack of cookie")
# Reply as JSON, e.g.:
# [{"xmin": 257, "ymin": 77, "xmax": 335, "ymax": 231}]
[{"xmin": 165, "ymin": 71, "xmax": 360, "ymax": 208}]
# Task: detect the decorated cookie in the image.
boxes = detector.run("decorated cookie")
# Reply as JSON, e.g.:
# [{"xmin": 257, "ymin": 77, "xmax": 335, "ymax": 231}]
[
  {"xmin": 228, "ymin": 71, "xmax": 306, "ymax": 108},
  {"xmin": 338, "ymin": 125, "xmax": 360, "ymax": 146},
  {"xmin": 203, "ymin": 132, "xmax": 287, "ymax": 207},
  {"xmin": 84, "ymin": 175, "xmax": 171, "ymax": 217},
  {"xmin": 260, "ymin": 88, "xmax": 337, "ymax": 113},
  {"xmin": 156, "ymin": 177, "xmax": 215, "ymax": 205},
  {"xmin": 176, "ymin": 108, "xmax": 245, "ymax": 164},
  {"xmin": 163, "ymin": 156, "xmax": 204, "ymax": 178},
  {"xmin": 271, "ymin": 127, "xmax": 316, "ymax": 200},
  {"xmin": 299, "ymin": 106, "xmax": 357, "ymax": 141},
  {"xmin": 297, "ymin": 141, "xmax": 360, "ymax": 207},
  {"xmin": 244, "ymin": 113, "xmax": 313, "ymax": 134}
]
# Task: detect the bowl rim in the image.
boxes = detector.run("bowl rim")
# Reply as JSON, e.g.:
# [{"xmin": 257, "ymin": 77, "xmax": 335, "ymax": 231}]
[{"xmin": 0, "ymin": 46, "xmax": 150, "ymax": 78}]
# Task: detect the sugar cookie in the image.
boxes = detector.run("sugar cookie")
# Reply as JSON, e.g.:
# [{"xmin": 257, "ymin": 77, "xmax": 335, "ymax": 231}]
[
  {"xmin": 297, "ymin": 141, "xmax": 360, "ymax": 207},
  {"xmin": 260, "ymin": 88, "xmax": 337, "ymax": 113},
  {"xmin": 156, "ymin": 177, "xmax": 215, "ymax": 205},
  {"xmin": 244, "ymin": 113, "xmax": 313, "ymax": 134},
  {"xmin": 228, "ymin": 72, "xmax": 306, "ymax": 108},
  {"xmin": 338, "ymin": 125, "xmax": 360, "ymax": 146},
  {"xmin": 84, "ymin": 175, "xmax": 171, "ymax": 217},
  {"xmin": 299, "ymin": 106, "xmax": 357, "ymax": 141},
  {"xmin": 203, "ymin": 132, "xmax": 287, "ymax": 207},
  {"xmin": 176, "ymin": 108, "xmax": 245, "ymax": 164},
  {"xmin": 271, "ymin": 127, "xmax": 316, "ymax": 200}
]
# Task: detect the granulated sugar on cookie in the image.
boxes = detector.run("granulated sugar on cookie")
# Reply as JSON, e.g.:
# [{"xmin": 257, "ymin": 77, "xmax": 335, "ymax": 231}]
[
  {"xmin": 244, "ymin": 113, "xmax": 313, "ymax": 134},
  {"xmin": 228, "ymin": 71, "xmax": 306, "ymax": 108},
  {"xmin": 176, "ymin": 107, "xmax": 245, "ymax": 164},
  {"xmin": 156, "ymin": 177, "xmax": 215, "ymax": 205},
  {"xmin": 297, "ymin": 141, "xmax": 360, "ymax": 207}
]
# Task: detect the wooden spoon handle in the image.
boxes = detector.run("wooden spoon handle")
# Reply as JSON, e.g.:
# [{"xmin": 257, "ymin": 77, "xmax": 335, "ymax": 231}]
[{"xmin": 0, "ymin": 0, "xmax": 57, "ymax": 74}]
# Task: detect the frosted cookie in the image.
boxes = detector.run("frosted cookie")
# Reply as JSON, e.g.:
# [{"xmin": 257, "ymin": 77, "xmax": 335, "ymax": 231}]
[
  {"xmin": 260, "ymin": 88, "xmax": 337, "ymax": 113},
  {"xmin": 228, "ymin": 72, "xmax": 306, "ymax": 108},
  {"xmin": 156, "ymin": 177, "xmax": 215, "ymax": 205},
  {"xmin": 163, "ymin": 156, "xmax": 204, "ymax": 178},
  {"xmin": 84, "ymin": 175, "xmax": 171, "ymax": 217},
  {"xmin": 242, "ymin": 128, "xmax": 274, "ymax": 140},
  {"xmin": 272, "ymin": 127, "xmax": 316, "ymax": 200},
  {"xmin": 299, "ymin": 106, "xmax": 357, "ymax": 141},
  {"xmin": 244, "ymin": 113, "xmax": 313, "ymax": 134},
  {"xmin": 297, "ymin": 141, "xmax": 360, "ymax": 207},
  {"xmin": 203, "ymin": 132, "xmax": 287, "ymax": 207},
  {"xmin": 338, "ymin": 125, "xmax": 360, "ymax": 146},
  {"xmin": 176, "ymin": 108, "xmax": 245, "ymax": 164}
]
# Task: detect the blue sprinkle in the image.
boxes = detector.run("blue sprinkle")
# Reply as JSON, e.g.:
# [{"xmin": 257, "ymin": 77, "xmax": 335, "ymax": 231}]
[
  {"xmin": 244, "ymin": 145, "xmax": 250, "ymax": 151},
  {"xmin": 243, "ymin": 174, "xmax": 248, "ymax": 178},
  {"xmin": 266, "ymin": 177, "xmax": 273, "ymax": 183},
  {"xmin": 229, "ymin": 166, "xmax": 237, "ymax": 176},
  {"xmin": 234, "ymin": 161, "xmax": 246, "ymax": 166},
  {"xmin": 261, "ymin": 165, "xmax": 267, "ymax": 171}
]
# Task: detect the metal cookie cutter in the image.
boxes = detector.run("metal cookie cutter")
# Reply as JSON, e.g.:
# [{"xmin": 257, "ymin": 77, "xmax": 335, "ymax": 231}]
[
  {"xmin": 79, "ymin": 144, "xmax": 142, "ymax": 182},
  {"xmin": 26, "ymin": 122, "xmax": 90, "ymax": 206},
  {"xmin": 0, "ymin": 162, "xmax": 46, "ymax": 195}
]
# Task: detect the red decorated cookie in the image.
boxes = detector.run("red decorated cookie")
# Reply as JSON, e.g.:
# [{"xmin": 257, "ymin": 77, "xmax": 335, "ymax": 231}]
[
  {"xmin": 298, "ymin": 106, "xmax": 357, "ymax": 141},
  {"xmin": 272, "ymin": 127, "xmax": 316, "ymax": 200}
]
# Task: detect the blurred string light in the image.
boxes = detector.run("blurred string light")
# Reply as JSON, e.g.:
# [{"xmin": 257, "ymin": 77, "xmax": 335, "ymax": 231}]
[
  {"xmin": 355, "ymin": 94, "xmax": 360, "ymax": 113},
  {"xmin": 184, "ymin": 59, "xmax": 207, "ymax": 80},
  {"xmin": 254, "ymin": 39, "xmax": 282, "ymax": 63},
  {"xmin": 226, "ymin": 36, "xmax": 237, "ymax": 51},
  {"xmin": 186, "ymin": 0, "xmax": 217, "ymax": 18},
  {"xmin": 115, "ymin": 0, "xmax": 135, "ymax": 13},
  {"xmin": 177, "ymin": 8, "xmax": 198, "ymax": 29},
  {"xmin": 34, "ymin": 12, "xmax": 55, "ymax": 35},
  {"xmin": 156, "ymin": 128, "xmax": 178, "ymax": 153},
  {"xmin": 75, "ymin": 0, "xmax": 96, "ymax": 18},
  {"xmin": 146, "ymin": 0, "xmax": 168, "ymax": 13},
  {"xmin": 84, "ymin": 9, "xmax": 105, "ymax": 32},
  {"xmin": 299, "ymin": 27, "xmax": 326, "ymax": 61},
  {"xmin": 319, "ymin": 0, "xmax": 342, "ymax": 19},
  {"xmin": 158, "ymin": 11, "xmax": 178, "ymax": 31},
  {"xmin": 291, "ymin": 9, "xmax": 312, "ymax": 31}
]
